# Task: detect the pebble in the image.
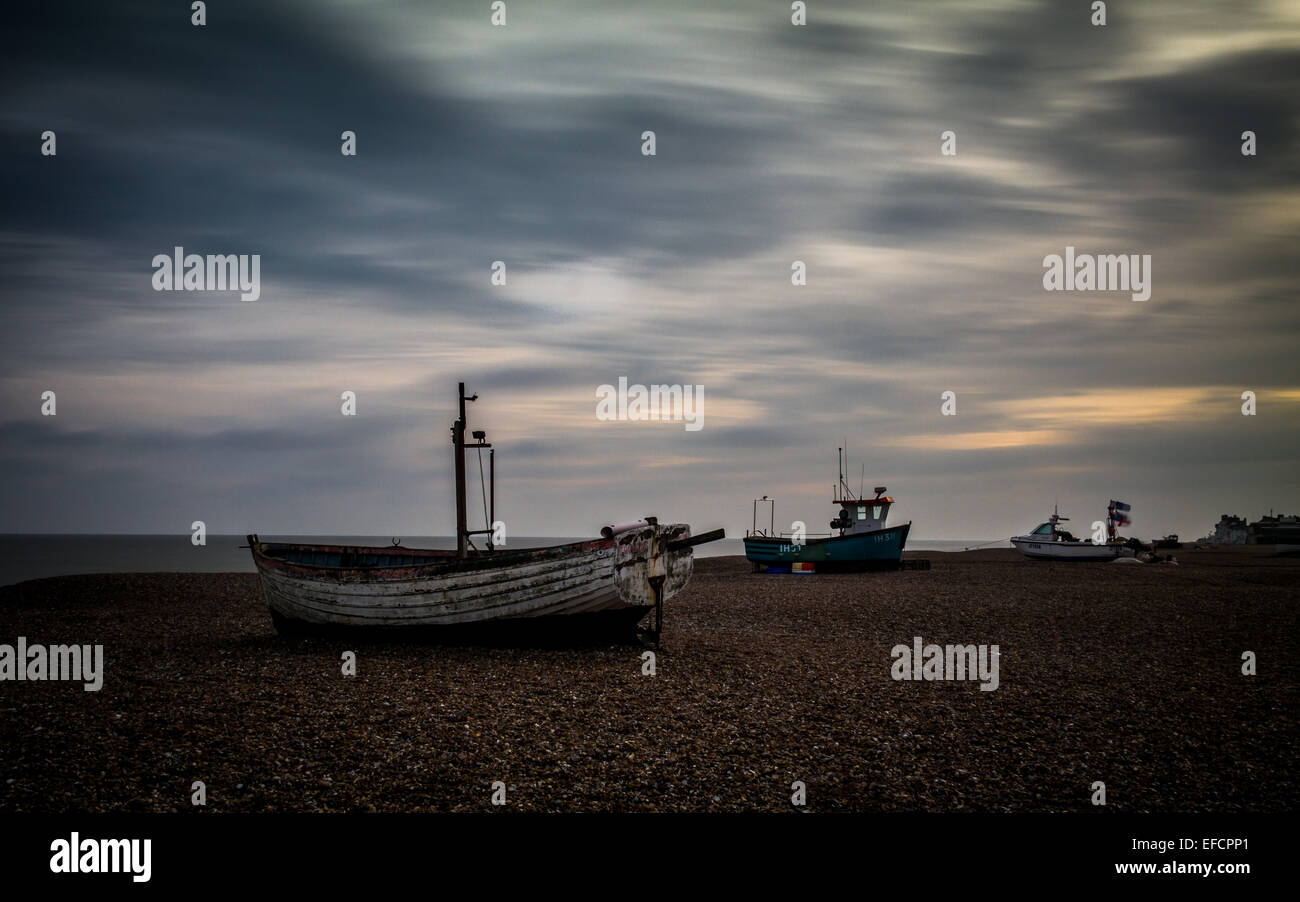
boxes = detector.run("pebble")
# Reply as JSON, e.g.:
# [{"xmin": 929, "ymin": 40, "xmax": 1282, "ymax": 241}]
[{"xmin": 0, "ymin": 552, "xmax": 1294, "ymax": 812}]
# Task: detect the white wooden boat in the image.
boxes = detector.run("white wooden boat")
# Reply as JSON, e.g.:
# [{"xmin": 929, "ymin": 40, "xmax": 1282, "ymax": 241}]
[
  {"xmin": 248, "ymin": 384, "xmax": 721, "ymax": 640},
  {"xmin": 248, "ymin": 521, "xmax": 700, "ymax": 637},
  {"xmin": 1010, "ymin": 505, "xmax": 1134, "ymax": 562}
]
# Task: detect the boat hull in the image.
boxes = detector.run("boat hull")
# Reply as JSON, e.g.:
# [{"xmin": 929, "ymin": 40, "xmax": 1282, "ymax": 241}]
[
  {"xmin": 267, "ymin": 606, "xmax": 652, "ymax": 644},
  {"xmin": 1010, "ymin": 537, "xmax": 1127, "ymax": 561},
  {"xmin": 249, "ymin": 523, "xmax": 695, "ymax": 638},
  {"xmin": 743, "ymin": 522, "xmax": 911, "ymax": 572}
]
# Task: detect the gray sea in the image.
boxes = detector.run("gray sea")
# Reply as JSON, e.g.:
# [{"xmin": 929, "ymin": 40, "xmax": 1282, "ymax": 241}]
[{"xmin": 0, "ymin": 535, "xmax": 1000, "ymax": 588}]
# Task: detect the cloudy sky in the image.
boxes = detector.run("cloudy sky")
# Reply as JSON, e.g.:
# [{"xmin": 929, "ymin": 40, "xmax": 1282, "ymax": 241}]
[{"xmin": 2, "ymin": 0, "xmax": 1297, "ymax": 541}]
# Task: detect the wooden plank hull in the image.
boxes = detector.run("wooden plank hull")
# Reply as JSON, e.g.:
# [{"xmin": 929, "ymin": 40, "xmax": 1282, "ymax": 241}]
[{"xmin": 249, "ymin": 524, "xmax": 695, "ymax": 636}]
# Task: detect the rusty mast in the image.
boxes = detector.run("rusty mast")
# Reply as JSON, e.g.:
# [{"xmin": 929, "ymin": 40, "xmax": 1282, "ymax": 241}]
[{"xmin": 451, "ymin": 382, "xmax": 493, "ymax": 559}]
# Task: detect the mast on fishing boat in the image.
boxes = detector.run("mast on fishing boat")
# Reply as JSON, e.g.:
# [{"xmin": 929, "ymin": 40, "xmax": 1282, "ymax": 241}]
[{"xmin": 452, "ymin": 382, "xmax": 494, "ymax": 559}]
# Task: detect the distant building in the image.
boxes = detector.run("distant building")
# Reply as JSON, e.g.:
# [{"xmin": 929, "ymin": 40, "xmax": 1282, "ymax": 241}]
[
  {"xmin": 1203, "ymin": 515, "xmax": 1249, "ymax": 544},
  {"xmin": 1200, "ymin": 512, "xmax": 1300, "ymax": 545},
  {"xmin": 1248, "ymin": 513, "xmax": 1300, "ymax": 546}
]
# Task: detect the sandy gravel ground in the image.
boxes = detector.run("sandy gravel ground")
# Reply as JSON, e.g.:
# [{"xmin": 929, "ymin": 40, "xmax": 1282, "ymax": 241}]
[{"xmin": 0, "ymin": 549, "xmax": 1295, "ymax": 812}]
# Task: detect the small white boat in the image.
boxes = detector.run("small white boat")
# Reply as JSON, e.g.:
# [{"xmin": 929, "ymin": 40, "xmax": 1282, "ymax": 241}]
[{"xmin": 1010, "ymin": 505, "xmax": 1133, "ymax": 562}]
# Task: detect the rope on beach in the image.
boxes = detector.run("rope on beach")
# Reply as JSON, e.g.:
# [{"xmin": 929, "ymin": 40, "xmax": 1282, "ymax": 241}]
[{"xmin": 963, "ymin": 539, "xmax": 1009, "ymax": 551}]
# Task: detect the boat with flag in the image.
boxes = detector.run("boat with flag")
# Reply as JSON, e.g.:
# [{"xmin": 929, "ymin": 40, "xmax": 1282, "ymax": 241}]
[
  {"xmin": 742, "ymin": 449, "xmax": 911, "ymax": 572},
  {"xmin": 248, "ymin": 383, "xmax": 723, "ymax": 640},
  {"xmin": 1010, "ymin": 500, "xmax": 1135, "ymax": 561}
]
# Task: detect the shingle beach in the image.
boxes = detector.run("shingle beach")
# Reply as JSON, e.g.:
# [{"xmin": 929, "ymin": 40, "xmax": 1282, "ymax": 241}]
[{"xmin": 1, "ymin": 549, "xmax": 1295, "ymax": 813}]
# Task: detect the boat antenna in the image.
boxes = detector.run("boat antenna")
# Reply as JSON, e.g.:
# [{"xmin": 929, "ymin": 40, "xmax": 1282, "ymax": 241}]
[
  {"xmin": 843, "ymin": 439, "xmax": 850, "ymax": 499},
  {"xmin": 860, "ymin": 462, "xmax": 865, "ymax": 497}
]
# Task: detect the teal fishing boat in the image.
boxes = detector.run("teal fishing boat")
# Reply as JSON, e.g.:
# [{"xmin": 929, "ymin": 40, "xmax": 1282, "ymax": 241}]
[{"xmin": 743, "ymin": 450, "xmax": 911, "ymax": 572}]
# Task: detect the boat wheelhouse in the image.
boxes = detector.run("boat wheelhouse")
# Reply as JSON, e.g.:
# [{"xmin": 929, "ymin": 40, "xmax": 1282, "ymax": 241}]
[{"xmin": 742, "ymin": 449, "xmax": 911, "ymax": 572}]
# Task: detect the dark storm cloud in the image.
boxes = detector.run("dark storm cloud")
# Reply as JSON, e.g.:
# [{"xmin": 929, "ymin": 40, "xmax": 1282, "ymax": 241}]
[
  {"xmin": 0, "ymin": 0, "xmax": 1297, "ymax": 539},
  {"xmin": 1097, "ymin": 49, "xmax": 1300, "ymax": 188},
  {"xmin": 3, "ymin": 2, "xmax": 799, "ymax": 266},
  {"xmin": 860, "ymin": 170, "xmax": 1072, "ymax": 240}
]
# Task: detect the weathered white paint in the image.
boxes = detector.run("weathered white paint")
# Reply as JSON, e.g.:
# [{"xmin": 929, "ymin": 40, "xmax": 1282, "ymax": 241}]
[
  {"xmin": 251, "ymin": 525, "xmax": 695, "ymax": 628},
  {"xmin": 612, "ymin": 523, "xmax": 693, "ymax": 607}
]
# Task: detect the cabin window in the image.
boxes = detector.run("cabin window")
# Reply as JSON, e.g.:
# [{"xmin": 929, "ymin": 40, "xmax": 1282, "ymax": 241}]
[
  {"xmin": 857, "ymin": 505, "xmax": 867, "ymax": 520},
  {"xmin": 872, "ymin": 505, "xmax": 883, "ymax": 520},
  {"xmin": 1032, "ymin": 523, "xmax": 1053, "ymax": 536}
]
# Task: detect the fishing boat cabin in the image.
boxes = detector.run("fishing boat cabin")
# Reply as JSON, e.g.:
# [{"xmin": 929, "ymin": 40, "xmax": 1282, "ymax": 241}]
[{"xmin": 830, "ymin": 487, "xmax": 894, "ymax": 535}]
